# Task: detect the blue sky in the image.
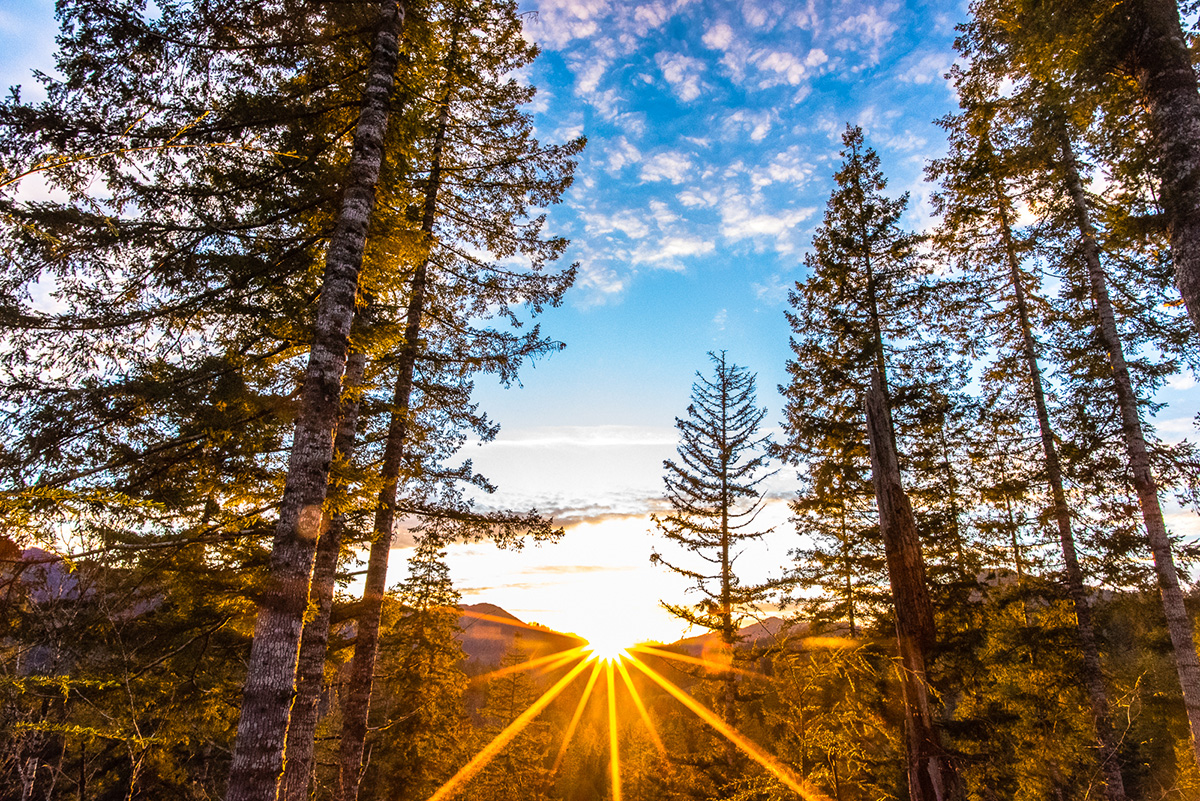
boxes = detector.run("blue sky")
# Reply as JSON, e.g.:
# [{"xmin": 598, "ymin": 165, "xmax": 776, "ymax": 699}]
[
  {"xmin": 482, "ymin": 0, "xmax": 965, "ymax": 430},
  {"xmin": 448, "ymin": 0, "xmax": 975, "ymax": 640},
  {"xmin": 5, "ymin": 0, "xmax": 1199, "ymax": 643}
]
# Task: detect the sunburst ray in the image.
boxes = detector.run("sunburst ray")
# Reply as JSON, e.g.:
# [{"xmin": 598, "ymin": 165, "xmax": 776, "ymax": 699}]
[
  {"xmin": 551, "ymin": 659, "xmax": 604, "ymax": 774},
  {"xmin": 467, "ymin": 645, "xmax": 588, "ymax": 685},
  {"xmin": 614, "ymin": 657, "xmax": 667, "ymax": 756},
  {"xmin": 629, "ymin": 643, "xmax": 765, "ymax": 678},
  {"xmin": 424, "ymin": 655, "xmax": 591, "ymax": 801},
  {"xmin": 625, "ymin": 652, "xmax": 831, "ymax": 801},
  {"xmin": 606, "ymin": 661, "xmax": 621, "ymax": 801}
]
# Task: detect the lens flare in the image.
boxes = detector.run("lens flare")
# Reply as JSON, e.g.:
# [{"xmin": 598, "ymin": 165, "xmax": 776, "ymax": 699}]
[
  {"xmin": 615, "ymin": 658, "xmax": 666, "ymax": 756},
  {"xmin": 424, "ymin": 656, "xmax": 592, "ymax": 801},
  {"xmin": 625, "ymin": 653, "xmax": 832, "ymax": 801},
  {"xmin": 629, "ymin": 643, "xmax": 764, "ymax": 678},
  {"xmin": 552, "ymin": 660, "xmax": 605, "ymax": 774},
  {"xmin": 419, "ymin": 617, "xmax": 826, "ymax": 801},
  {"xmin": 468, "ymin": 645, "xmax": 587, "ymax": 685},
  {"xmin": 583, "ymin": 630, "xmax": 631, "ymax": 662},
  {"xmin": 606, "ymin": 661, "xmax": 622, "ymax": 801}
]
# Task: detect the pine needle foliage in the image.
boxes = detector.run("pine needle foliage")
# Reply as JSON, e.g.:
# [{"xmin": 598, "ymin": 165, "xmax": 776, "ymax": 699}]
[{"xmin": 652, "ymin": 351, "xmax": 776, "ymax": 645}]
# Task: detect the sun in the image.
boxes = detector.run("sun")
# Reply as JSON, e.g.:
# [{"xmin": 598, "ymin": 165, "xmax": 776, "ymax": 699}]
[{"xmin": 581, "ymin": 628, "xmax": 631, "ymax": 662}]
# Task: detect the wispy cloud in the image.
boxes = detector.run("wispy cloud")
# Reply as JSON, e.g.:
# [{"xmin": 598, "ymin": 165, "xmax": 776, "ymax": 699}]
[
  {"xmin": 1168, "ymin": 374, "xmax": 1197, "ymax": 391},
  {"xmin": 632, "ymin": 235, "xmax": 716, "ymax": 267},
  {"xmin": 750, "ymin": 146, "xmax": 814, "ymax": 187},
  {"xmin": 834, "ymin": 3, "xmax": 899, "ymax": 64},
  {"xmin": 478, "ymin": 425, "xmax": 677, "ymax": 448},
  {"xmin": 604, "ymin": 136, "xmax": 642, "ymax": 172},
  {"xmin": 573, "ymin": 259, "xmax": 628, "ymax": 302},
  {"xmin": 748, "ymin": 48, "xmax": 826, "ymax": 87},
  {"xmin": 720, "ymin": 201, "xmax": 816, "ymax": 252},
  {"xmin": 751, "ymin": 271, "xmax": 796, "ymax": 305},
  {"xmin": 573, "ymin": 55, "xmax": 611, "ymax": 95},
  {"xmin": 527, "ymin": 0, "xmax": 611, "ymax": 48},
  {"xmin": 655, "ymin": 51, "xmax": 707, "ymax": 102},
  {"xmin": 640, "ymin": 150, "xmax": 694, "ymax": 183},
  {"xmin": 896, "ymin": 50, "xmax": 952, "ymax": 85},
  {"xmin": 1153, "ymin": 416, "xmax": 1198, "ymax": 444},
  {"xmin": 677, "ymin": 187, "xmax": 720, "ymax": 207},
  {"xmin": 702, "ymin": 22, "xmax": 735, "ymax": 50},
  {"xmin": 722, "ymin": 109, "xmax": 775, "ymax": 141},
  {"xmin": 522, "ymin": 564, "xmax": 637, "ymax": 575}
]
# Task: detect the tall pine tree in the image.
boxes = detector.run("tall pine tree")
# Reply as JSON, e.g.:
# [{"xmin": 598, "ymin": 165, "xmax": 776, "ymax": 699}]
[{"xmin": 651, "ymin": 351, "xmax": 775, "ymax": 737}]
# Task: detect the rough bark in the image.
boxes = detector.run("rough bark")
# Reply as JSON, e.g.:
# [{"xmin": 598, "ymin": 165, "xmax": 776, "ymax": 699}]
[
  {"xmin": 998, "ymin": 188, "xmax": 1129, "ymax": 800},
  {"xmin": 279, "ymin": 345, "xmax": 368, "ymax": 801},
  {"xmin": 335, "ymin": 30, "xmax": 456, "ymax": 801},
  {"xmin": 863, "ymin": 371, "xmax": 957, "ymax": 801},
  {"xmin": 224, "ymin": 4, "xmax": 406, "ymax": 800},
  {"xmin": 1128, "ymin": 0, "xmax": 1200, "ymax": 334},
  {"xmin": 1061, "ymin": 133, "xmax": 1200, "ymax": 769}
]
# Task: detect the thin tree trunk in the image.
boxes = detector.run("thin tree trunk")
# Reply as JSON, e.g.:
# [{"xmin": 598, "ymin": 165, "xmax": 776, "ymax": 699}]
[
  {"xmin": 997, "ymin": 191, "xmax": 1129, "ymax": 801},
  {"xmin": 1060, "ymin": 133, "xmax": 1200, "ymax": 767},
  {"xmin": 841, "ymin": 494, "xmax": 855, "ymax": 637},
  {"xmin": 225, "ymin": 4, "xmax": 405, "ymax": 800},
  {"xmin": 280, "ymin": 343, "xmax": 369, "ymax": 801},
  {"xmin": 335, "ymin": 29, "xmax": 457, "ymax": 801},
  {"xmin": 864, "ymin": 370, "xmax": 957, "ymax": 801},
  {"xmin": 937, "ymin": 410, "xmax": 966, "ymax": 571},
  {"xmin": 1127, "ymin": 0, "xmax": 1200, "ymax": 335},
  {"xmin": 718, "ymin": 360, "xmax": 737, "ymax": 770}
]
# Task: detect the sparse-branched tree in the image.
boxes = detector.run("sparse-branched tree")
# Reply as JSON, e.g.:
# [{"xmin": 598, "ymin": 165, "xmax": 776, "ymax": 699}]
[{"xmin": 651, "ymin": 351, "xmax": 776, "ymax": 735}]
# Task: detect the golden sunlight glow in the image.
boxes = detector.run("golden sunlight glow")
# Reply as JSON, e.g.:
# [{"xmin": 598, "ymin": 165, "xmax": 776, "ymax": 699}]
[
  {"xmin": 422, "ymin": 616, "xmax": 826, "ymax": 801},
  {"xmin": 582, "ymin": 629, "xmax": 632, "ymax": 662},
  {"xmin": 467, "ymin": 645, "xmax": 588, "ymax": 686},
  {"xmin": 629, "ymin": 643, "xmax": 764, "ymax": 678},
  {"xmin": 606, "ymin": 661, "xmax": 622, "ymax": 801},
  {"xmin": 615, "ymin": 658, "xmax": 666, "ymax": 756},
  {"xmin": 425, "ymin": 656, "xmax": 591, "ymax": 801},
  {"xmin": 626, "ymin": 654, "xmax": 833, "ymax": 801},
  {"xmin": 552, "ymin": 660, "xmax": 605, "ymax": 774}
]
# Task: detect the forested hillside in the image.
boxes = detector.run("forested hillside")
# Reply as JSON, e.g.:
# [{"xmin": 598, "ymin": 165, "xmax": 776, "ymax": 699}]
[{"xmin": 2, "ymin": 1, "xmax": 1200, "ymax": 800}]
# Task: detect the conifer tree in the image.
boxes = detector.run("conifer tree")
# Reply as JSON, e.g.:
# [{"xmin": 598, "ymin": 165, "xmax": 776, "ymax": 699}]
[
  {"xmin": 225, "ymin": 2, "xmax": 410, "ymax": 794},
  {"xmin": 0, "ymin": 0, "xmax": 578, "ymax": 796},
  {"xmin": 925, "ymin": 52, "xmax": 1132, "ymax": 798},
  {"xmin": 471, "ymin": 637, "xmax": 554, "ymax": 801},
  {"xmin": 949, "ymin": 2, "xmax": 1200, "ymax": 774},
  {"xmin": 953, "ymin": 0, "xmax": 1200, "ymax": 332},
  {"xmin": 1033, "ymin": 99, "xmax": 1200, "ymax": 766},
  {"xmin": 2, "ymin": 1, "xmax": 415, "ymax": 796},
  {"xmin": 651, "ymin": 351, "xmax": 775, "ymax": 734},
  {"xmin": 335, "ymin": 2, "xmax": 579, "ymax": 795},
  {"xmin": 778, "ymin": 125, "xmax": 927, "ymax": 635},
  {"xmin": 357, "ymin": 532, "xmax": 469, "ymax": 801},
  {"xmin": 766, "ymin": 642, "xmax": 903, "ymax": 799}
]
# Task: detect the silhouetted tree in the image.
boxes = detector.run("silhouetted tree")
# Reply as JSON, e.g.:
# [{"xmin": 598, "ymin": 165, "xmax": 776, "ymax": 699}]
[{"xmin": 652, "ymin": 350, "xmax": 775, "ymax": 735}]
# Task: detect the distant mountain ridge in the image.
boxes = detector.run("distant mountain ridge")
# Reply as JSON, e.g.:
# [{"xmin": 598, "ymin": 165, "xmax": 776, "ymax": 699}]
[{"xmin": 455, "ymin": 603, "xmax": 583, "ymax": 667}]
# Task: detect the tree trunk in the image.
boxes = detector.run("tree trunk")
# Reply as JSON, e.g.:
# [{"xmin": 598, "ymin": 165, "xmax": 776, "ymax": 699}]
[
  {"xmin": 1128, "ymin": 0, "xmax": 1200, "ymax": 334},
  {"xmin": 225, "ymin": 4, "xmax": 405, "ymax": 800},
  {"xmin": 863, "ymin": 370, "xmax": 957, "ymax": 801},
  {"xmin": 336, "ymin": 29, "xmax": 457, "ymax": 801},
  {"xmin": 1060, "ymin": 132, "xmax": 1200, "ymax": 769},
  {"xmin": 864, "ymin": 371, "xmax": 936, "ymax": 652},
  {"xmin": 279, "ymin": 343, "xmax": 369, "ymax": 801},
  {"xmin": 719, "ymin": 362, "xmax": 737, "ymax": 768},
  {"xmin": 997, "ymin": 187, "xmax": 1129, "ymax": 801}
]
